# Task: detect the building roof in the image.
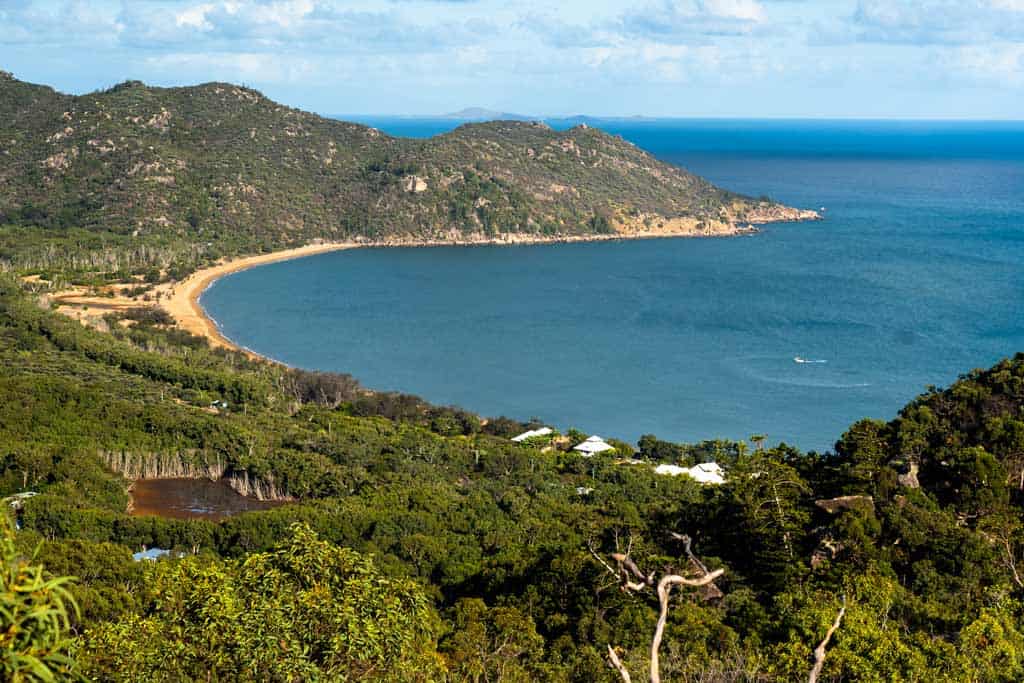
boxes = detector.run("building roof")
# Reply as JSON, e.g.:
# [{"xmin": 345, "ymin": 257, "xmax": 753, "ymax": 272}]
[
  {"xmin": 688, "ymin": 466, "xmax": 726, "ymax": 485},
  {"xmin": 653, "ymin": 462, "xmax": 725, "ymax": 485},
  {"xmin": 511, "ymin": 426, "xmax": 554, "ymax": 443},
  {"xmin": 573, "ymin": 435, "xmax": 615, "ymax": 455},
  {"xmin": 133, "ymin": 548, "xmax": 171, "ymax": 562}
]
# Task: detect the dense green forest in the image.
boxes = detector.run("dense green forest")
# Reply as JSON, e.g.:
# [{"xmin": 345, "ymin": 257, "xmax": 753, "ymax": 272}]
[{"xmin": 2, "ymin": 271, "xmax": 1024, "ymax": 681}]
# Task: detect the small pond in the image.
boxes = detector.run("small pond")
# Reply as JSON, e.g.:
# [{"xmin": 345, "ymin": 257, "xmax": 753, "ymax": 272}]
[{"xmin": 129, "ymin": 478, "xmax": 286, "ymax": 521}]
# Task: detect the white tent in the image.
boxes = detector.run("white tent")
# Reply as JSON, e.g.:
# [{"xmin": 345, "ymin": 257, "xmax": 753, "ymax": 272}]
[
  {"xmin": 511, "ymin": 427, "xmax": 554, "ymax": 443},
  {"xmin": 573, "ymin": 435, "xmax": 615, "ymax": 456},
  {"xmin": 689, "ymin": 462, "xmax": 726, "ymax": 484},
  {"xmin": 654, "ymin": 462, "xmax": 725, "ymax": 485}
]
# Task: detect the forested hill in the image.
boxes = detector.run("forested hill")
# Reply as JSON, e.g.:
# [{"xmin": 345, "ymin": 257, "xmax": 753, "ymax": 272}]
[
  {"xmin": 0, "ymin": 70, "xmax": 813, "ymax": 259},
  {"xmin": 3, "ymin": 271, "xmax": 1024, "ymax": 680}
]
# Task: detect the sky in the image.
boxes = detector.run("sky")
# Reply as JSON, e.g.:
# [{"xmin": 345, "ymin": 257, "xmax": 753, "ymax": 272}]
[{"xmin": 1, "ymin": 0, "xmax": 1023, "ymax": 119}]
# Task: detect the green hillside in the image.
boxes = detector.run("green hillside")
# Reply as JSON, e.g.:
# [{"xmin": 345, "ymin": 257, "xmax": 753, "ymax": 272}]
[
  {"xmin": 2, "ymin": 274, "xmax": 1024, "ymax": 681},
  {"xmin": 0, "ymin": 71, "xmax": 813, "ymax": 282}
]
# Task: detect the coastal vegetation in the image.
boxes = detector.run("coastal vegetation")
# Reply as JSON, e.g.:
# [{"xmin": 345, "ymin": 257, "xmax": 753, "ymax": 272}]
[{"xmin": 2, "ymin": 273, "xmax": 1024, "ymax": 680}]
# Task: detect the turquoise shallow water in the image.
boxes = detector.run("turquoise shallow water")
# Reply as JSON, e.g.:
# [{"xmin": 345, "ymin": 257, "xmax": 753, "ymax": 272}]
[{"xmin": 202, "ymin": 120, "xmax": 1024, "ymax": 452}]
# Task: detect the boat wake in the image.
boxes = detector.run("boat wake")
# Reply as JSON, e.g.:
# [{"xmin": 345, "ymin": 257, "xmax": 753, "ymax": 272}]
[{"xmin": 723, "ymin": 354, "xmax": 871, "ymax": 390}]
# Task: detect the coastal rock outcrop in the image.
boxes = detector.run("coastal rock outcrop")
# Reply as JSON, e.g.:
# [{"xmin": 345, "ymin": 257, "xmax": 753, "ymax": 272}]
[
  {"xmin": 403, "ymin": 175, "xmax": 428, "ymax": 193},
  {"xmin": 101, "ymin": 449, "xmax": 294, "ymax": 502},
  {"xmin": 897, "ymin": 461, "xmax": 921, "ymax": 488},
  {"xmin": 732, "ymin": 202, "xmax": 822, "ymax": 224}
]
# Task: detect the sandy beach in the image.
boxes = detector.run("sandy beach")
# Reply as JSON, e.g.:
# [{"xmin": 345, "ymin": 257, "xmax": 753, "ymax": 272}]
[
  {"xmin": 44, "ymin": 206, "xmax": 818, "ymax": 356},
  {"xmin": 163, "ymin": 242, "xmax": 360, "ymax": 352},
  {"xmin": 158, "ymin": 233, "xmax": 717, "ymax": 355},
  {"xmin": 165, "ymin": 227, "xmax": 764, "ymax": 354}
]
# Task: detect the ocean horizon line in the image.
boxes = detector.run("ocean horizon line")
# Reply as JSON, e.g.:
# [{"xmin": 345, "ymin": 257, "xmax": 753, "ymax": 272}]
[{"xmin": 329, "ymin": 113, "xmax": 1024, "ymax": 125}]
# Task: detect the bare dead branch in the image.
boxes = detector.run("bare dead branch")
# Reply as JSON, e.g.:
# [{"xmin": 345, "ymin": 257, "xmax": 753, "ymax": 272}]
[
  {"xmin": 670, "ymin": 532, "xmax": 723, "ymax": 600},
  {"xmin": 808, "ymin": 596, "xmax": 847, "ymax": 683},
  {"xmin": 607, "ymin": 644, "xmax": 632, "ymax": 683},
  {"xmin": 597, "ymin": 535, "xmax": 726, "ymax": 683},
  {"xmin": 650, "ymin": 570, "xmax": 725, "ymax": 683},
  {"xmin": 977, "ymin": 526, "xmax": 1024, "ymax": 591},
  {"xmin": 588, "ymin": 540, "xmax": 620, "ymax": 579},
  {"xmin": 1000, "ymin": 535, "xmax": 1024, "ymax": 590},
  {"xmin": 611, "ymin": 552, "xmax": 651, "ymax": 585},
  {"xmin": 670, "ymin": 532, "xmax": 708, "ymax": 573}
]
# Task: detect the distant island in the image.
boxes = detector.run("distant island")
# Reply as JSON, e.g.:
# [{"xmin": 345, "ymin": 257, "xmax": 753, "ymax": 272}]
[
  {"xmin": 441, "ymin": 107, "xmax": 535, "ymax": 121},
  {"xmin": 348, "ymin": 109, "xmax": 662, "ymax": 124}
]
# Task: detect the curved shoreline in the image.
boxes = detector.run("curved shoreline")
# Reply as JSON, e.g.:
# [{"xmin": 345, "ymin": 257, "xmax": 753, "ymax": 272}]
[
  {"xmin": 167, "ymin": 231, "xmax": 743, "ymax": 357},
  {"xmin": 163, "ymin": 242, "xmax": 361, "ymax": 354},
  {"xmin": 150, "ymin": 215, "xmax": 818, "ymax": 358}
]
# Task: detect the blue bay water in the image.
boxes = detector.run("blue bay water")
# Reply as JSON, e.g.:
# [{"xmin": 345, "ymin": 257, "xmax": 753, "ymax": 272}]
[{"xmin": 202, "ymin": 119, "xmax": 1024, "ymax": 452}]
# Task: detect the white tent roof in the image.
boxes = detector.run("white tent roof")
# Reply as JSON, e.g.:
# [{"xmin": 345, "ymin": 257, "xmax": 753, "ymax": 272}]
[
  {"xmin": 511, "ymin": 427, "xmax": 553, "ymax": 443},
  {"xmin": 688, "ymin": 465, "xmax": 726, "ymax": 485},
  {"xmin": 653, "ymin": 462, "xmax": 725, "ymax": 485},
  {"xmin": 574, "ymin": 435, "xmax": 615, "ymax": 455}
]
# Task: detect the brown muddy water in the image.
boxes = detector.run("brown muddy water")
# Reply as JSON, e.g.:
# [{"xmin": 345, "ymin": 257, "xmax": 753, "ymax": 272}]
[{"xmin": 129, "ymin": 478, "xmax": 285, "ymax": 521}]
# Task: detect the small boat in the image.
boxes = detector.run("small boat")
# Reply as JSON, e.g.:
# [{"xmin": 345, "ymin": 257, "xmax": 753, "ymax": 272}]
[{"xmin": 794, "ymin": 356, "xmax": 827, "ymax": 364}]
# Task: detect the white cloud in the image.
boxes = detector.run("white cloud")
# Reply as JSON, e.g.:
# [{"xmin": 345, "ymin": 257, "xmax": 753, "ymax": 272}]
[
  {"xmin": 2, "ymin": 0, "xmax": 1022, "ymax": 116},
  {"xmin": 248, "ymin": 0, "xmax": 316, "ymax": 29},
  {"xmin": 618, "ymin": 0, "xmax": 768, "ymax": 42},
  {"xmin": 144, "ymin": 51, "xmax": 317, "ymax": 84},
  {"xmin": 850, "ymin": 0, "xmax": 1024, "ymax": 44},
  {"xmin": 453, "ymin": 45, "xmax": 489, "ymax": 65},
  {"xmin": 557, "ymin": 38, "xmax": 782, "ymax": 88},
  {"xmin": 705, "ymin": 0, "xmax": 766, "ymax": 23},
  {"xmin": 991, "ymin": 0, "xmax": 1024, "ymax": 11},
  {"xmin": 112, "ymin": 0, "xmax": 496, "ymax": 52},
  {"xmin": 948, "ymin": 43, "xmax": 1024, "ymax": 85},
  {"xmin": 0, "ymin": 0, "xmax": 121, "ymax": 46},
  {"xmin": 175, "ymin": 4, "xmax": 216, "ymax": 30}
]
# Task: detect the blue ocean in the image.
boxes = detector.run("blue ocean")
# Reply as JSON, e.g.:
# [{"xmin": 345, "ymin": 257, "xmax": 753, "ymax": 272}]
[{"xmin": 202, "ymin": 119, "xmax": 1024, "ymax": 452}]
